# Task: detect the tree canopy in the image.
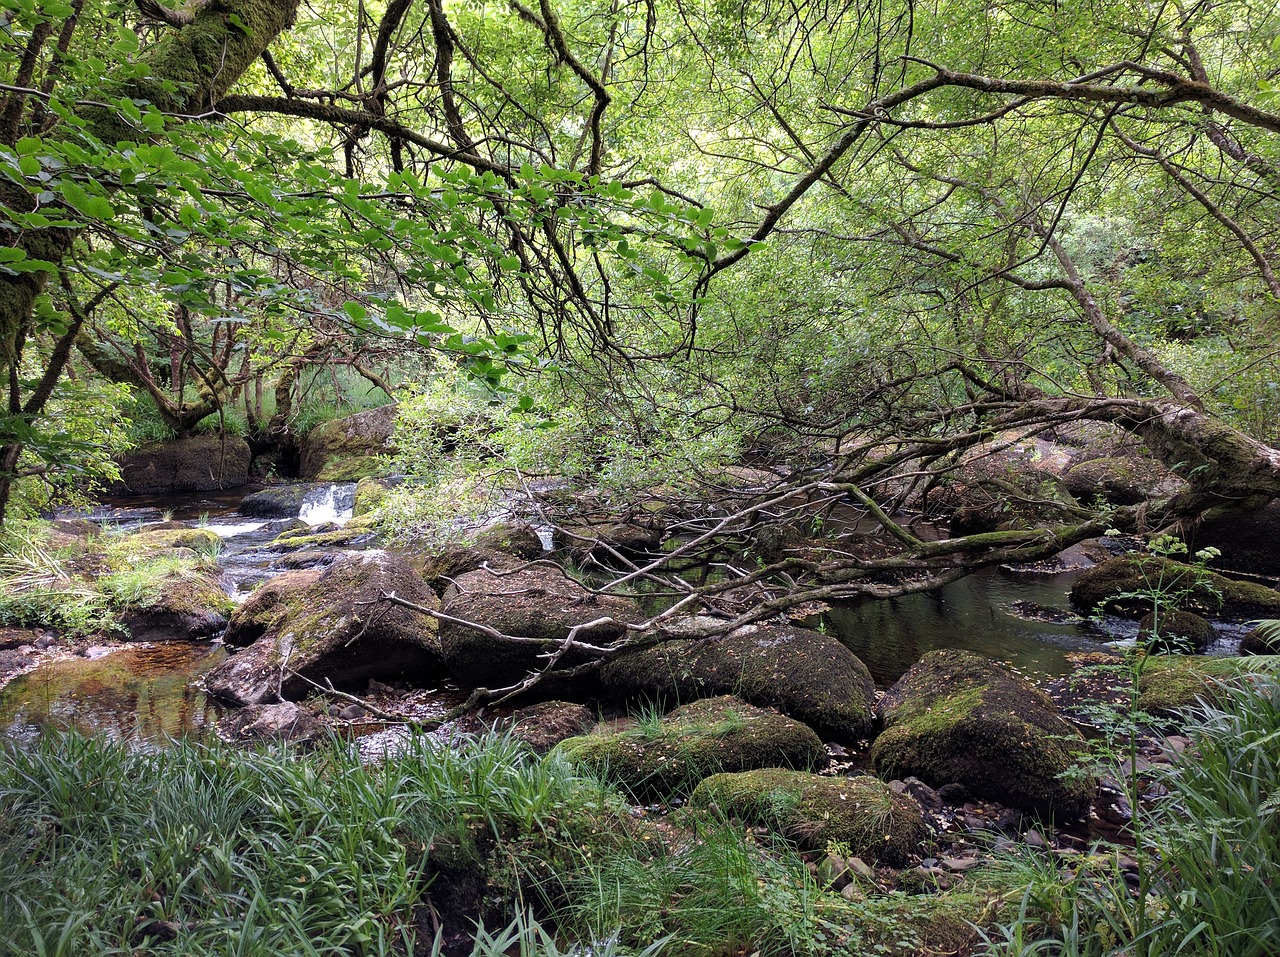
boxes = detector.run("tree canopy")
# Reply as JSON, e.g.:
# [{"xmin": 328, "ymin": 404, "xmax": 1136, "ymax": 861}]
[{"xmin": 2, "ymin": 0, "xmax": 1280, "ymax": 613}]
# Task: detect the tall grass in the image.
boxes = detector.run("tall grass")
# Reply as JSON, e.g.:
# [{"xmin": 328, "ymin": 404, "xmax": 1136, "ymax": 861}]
[
  {"xmin": 978, "ymin": 675, "xmax": 1280, "ymax": 957},
  {"xmin": 0, "ymin": 732, "xmax": 652, "ymax": 957}
]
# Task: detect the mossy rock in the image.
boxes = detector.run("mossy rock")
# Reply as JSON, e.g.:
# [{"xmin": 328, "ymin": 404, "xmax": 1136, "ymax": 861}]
[
  {"xmin": 352, "ymin": 476, "xmax": 399, "ymax": 517},
  {"xmin": 299, "ymin": 405, "xmax": 396, "ymax": 481},
  {"xmin": 112, "ymin": 527, "xmax": 221, "ymax": 560},
  {"xmin": 420, "ymin": 545, "xmax": 524, "ymax": 592},
  {"xmin": 552, "ymin": 696, "xmax": 826, "ymax": 801},
  {"xmin": 205, "ymin": 550, "xmax": 445, "ymax": 706},
  {"xmin": 491, "ymin": 700, "xmax": 596, "ymax": 753},
  {"xmin": 839, "ymin": 890, "xmax": 996, "ymax": 956},
  {"xmin": 439, "ymin": 564, "xmax": 642, "ymax": 690},
  {"xmin": 1241, "ymin": 625, "xmax": 1280, "ymax": 656},
  {"xmin": 266, "ymin": 519, "xmax": 378, "ymax": 552},
  {"xmin": 871, "ymin": 650, "xmax": 1094, "ymax": 821},
  {"xmin": 691, "ymin": 769, "xmax": 931, "ymax": 865},
  {"xmin": 601, "ymin": 623, "xmax": 877, "ymax": 742},
  {"xmin": 1070, "ymin": 555, "xmax": 1280, "ymax": 619},
  {"xmin": 1062, "ymin": 456, "xmax": 1182, "ymax": 506},
  {"xmin": 1138, "ymin": 609, "xmax": 1215, "ymax": 653},
  {"xmin": 472, "ymin": 521, "xmax": 545, "ymax": 559},
  {"xmin": 115, "ymin": 569, "xmax": 233, "ymax": 641},
  {"xmin": 114, "ymin": 434, "xmax": 252, "ymax": 494},
  {"xmin": 1136, "ymin": 656, "xmax": 1243, "ymax": 714}
]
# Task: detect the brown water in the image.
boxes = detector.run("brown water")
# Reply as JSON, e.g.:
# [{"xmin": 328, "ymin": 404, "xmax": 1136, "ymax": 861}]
[{"xmin": 0, "ymin": 643, "xmax": 228, "ymax": 746}]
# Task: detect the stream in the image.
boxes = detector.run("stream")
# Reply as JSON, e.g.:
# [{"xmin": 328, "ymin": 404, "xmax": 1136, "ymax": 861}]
[{"xmin": 0, "ymin": 486, "xmax": 1255, "ymax": 745}]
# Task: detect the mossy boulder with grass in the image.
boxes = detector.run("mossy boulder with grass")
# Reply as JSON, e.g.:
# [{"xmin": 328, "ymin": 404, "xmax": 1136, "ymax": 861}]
[
  {"xmin": 114, "ymin": 434, "xmax": 252, "ymax": 494},
  {"xmin": 551, "ymin": 696, "xmax": 826, "ymax": 801},
  {"xmin": 472, "ymin": 521, "xmax": 545, "ymax": 559},
  {"xmin": 114, "ymin": 569, "xmax": 233, "ymax": 642},
  {"xmin": 298, "ymin": 404, "xmax": 396, "ymax": 481},
  {"xmin": 691, "ymin": 769, "xmax": 931, "ymax": 864},
  {"xmin": 265, "ymin": 520, "xmax": 378, "ymax": 552},
  {"xmin": 601, "ymin": 623, "xmax": 877, "ymax": 742},
  {"xmin": 112, "ymin": 526, "xmax": 221, "ymax": 560},
  {"xmin": 871, "ymin": 650, "xmax": 1094, "ymax": 821},
  {"xmin": 439, "ymin": 564, "xmax": 642, "ymax": 690},
  {"xmin": 205, "ymin": 550, "xmax": 445, "ymax": 706},
  {"xmin": 1136, "ymin": 656, "xmax": 1242, "ymax": 714},
  {"xmin": 1070, "ymin": 555, "xmax": 1280, "ymax": 619}
]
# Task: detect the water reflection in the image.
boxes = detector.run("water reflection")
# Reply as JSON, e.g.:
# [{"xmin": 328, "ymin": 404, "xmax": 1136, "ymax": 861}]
[
  {"xmin": 826, "ymin": 567, "xmax": 1101, "ymax": 686},
  {"xmin": 0, "ymin": 643, "xmax": 228, "ymax": 746}
]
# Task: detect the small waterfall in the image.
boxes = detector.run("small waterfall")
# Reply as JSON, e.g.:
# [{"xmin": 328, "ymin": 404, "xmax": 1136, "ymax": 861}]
[{"xmin": 298, "ymin": 484, "xmax": 357, "ymax": 526}]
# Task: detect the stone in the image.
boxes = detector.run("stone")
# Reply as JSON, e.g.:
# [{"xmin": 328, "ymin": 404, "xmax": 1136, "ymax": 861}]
[
  {"xmin": 601, "ymin": 622, "xmax": 877, "ymax": 742},
  {"xmin": 552, "ymin": 696, "xmax": 826, "ymax": 801},
  {"xmin": 1062, "ymin": 456, "xmax": 1183, "ymax": 506},
  {"xmin": 217, "ymin": 702, "xmax": 324, "ymax": 746},
  {"xmin": 239, "ymin": 483, "xmax": 340, "ymax": 518},
  {"xmin": 1070, "ymin": 555, "xmax": 1280, "ymax": 619},
  {"xmin": 471, "ymin": 521, "xmax": 545, "ymax": 559},
  {"xmin": 116, "ymin": 571, "xmax": 232, "ymax": 642},
  {"xmin": 492, "ymin": 700, "xmax": 596, "ymax": 754},
  {"xmin": 205, "ymin": 550, "xmax": 445, "ymax": 706},
  {"xmin": 870, "ymin": 650, "xmax": 1095, "ymax": 821},
  {"xmin": 439, "ymin": 564, "xmax": 642, "ymax": 690},
  {"xmin": 691, "ymin": 768, "xmax": 932, "ymax": 865},
  {"xmin": 1138, "ymin": 609, "xmax": 1215, "ymax": 653},
  {"xmin": 114, "ymin": 435, "xmax": 252, "ymax": 494}
]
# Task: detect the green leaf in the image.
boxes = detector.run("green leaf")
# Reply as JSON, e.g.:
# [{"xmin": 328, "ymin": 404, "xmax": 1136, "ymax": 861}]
[{"xmin": 342, "ymin": 301, "xmax": 368, "ymax": 322}]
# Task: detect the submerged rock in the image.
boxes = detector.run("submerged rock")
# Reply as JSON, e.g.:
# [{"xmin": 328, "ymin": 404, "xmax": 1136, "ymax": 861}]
[
  {"xmin": 115, "ymin": 434, "xmax": 252, "ymax": 494},
  {"xmin": 552, "ymin": 696, "xmax": 826, "ymax": 801},
  {"xmin": 438, "ymin": 564, "xmax": 642, "ymax": 690},
  {"xmin": 691, "ymin": 769, "xmax": 931, "ymax": 865},
  {"xmin": 871, "ymin": 650, "xmax": 1094, "ymax": 821},
  {"xmin": 601, "ymin": 622, "xmax": 877, "ymax": 742},
  {"xmin": 205, "ymin": 550, "xmax": 444, "ymax": 706}
]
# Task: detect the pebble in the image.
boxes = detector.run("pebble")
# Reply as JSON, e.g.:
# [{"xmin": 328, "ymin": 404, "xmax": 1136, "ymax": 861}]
[
  {"xmin": 1023, "ymin": 829, "xmax": 1048, "ymax": 850},
  {"xmin": 337, "ymin": 704, "xmax": 366, "ymax": 720}
]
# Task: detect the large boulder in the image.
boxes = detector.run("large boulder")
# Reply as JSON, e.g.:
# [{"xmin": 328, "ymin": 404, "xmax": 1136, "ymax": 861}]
[
  {"xmin": 691, "ymin": 769, "xmax": 932, "ymax": 865},
  {"xmin": 601, "ymin": 623, "xmax": 877, "ymax": 742},
  {"xmin": 115, "ymin": 435, "xmax": 251, "ymax": 494},
  {"xmin": 1070, "ymin": 555, "xmax": 1280, "ymax": 619},
  {"xmin": 299, "ymin": 404, "xmax": 397, "ymax": 481},
  {"xmin": 552, "ymin": 696, "xmax": 826, "ymax": 801},
  {"xmin": 216, "ymin": 701, "xmax": 324, "ymax": 746},
  {"xmin": 438, "ymin": 564, "xmax": 642, "ymax": 689},
  {"xmin": 115, "ymin": 571, "xmax": 232, "ymax": 642},
  {"xmin": 205, "ymin": 550, "xmax": 444, "ymax": 706},
  {"xmin": 925, "ymin": 435, "xmax": 1079, "ymax": 532},
  {"xmin": 1062, "ymin": 456, "xmax": 1183, "ymax": 506},
  {"xmin": 870, "ymin": 650, "xmax": 1094, "ymax": 821}
]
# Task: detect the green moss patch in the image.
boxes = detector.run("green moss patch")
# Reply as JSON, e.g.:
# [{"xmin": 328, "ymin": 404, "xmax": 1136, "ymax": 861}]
[
  {"xmin": 692, "ymin": 768, "xmax": 931, "ymax": 865},
  {"xmin": 552, "ymin": 695, "xmax": 826, "ymax": 801},
  {"xmin": 1071, "ymin": 555, "xmax": 1280, "ymax": 619}
]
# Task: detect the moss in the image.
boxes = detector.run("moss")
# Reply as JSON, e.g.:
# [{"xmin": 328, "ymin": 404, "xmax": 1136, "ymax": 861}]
[
  {"xmin": 872, "ymin": 651, "xmax": 1094, "ymax": 821},
  {"xmin": 847, "ymin": 890, "xmax": 996, "ymax": 956},
  {"xmin": 691, "ymin": 769, "xmax": 931, "ymax": 865},
  {"xmin": 316, "ymin": 455, "xmax": 384, "ymax": 482},
  {"xmin": 353, "ymin": 477, "xmax": 393, "ymax": 517},
  {"xmin": 1136, "ymin": 655, "xmax": 1243, "ymax": 714},
  {"xmin": 552, "ymin": 696, "xmax": 826, "ymax": 801}
]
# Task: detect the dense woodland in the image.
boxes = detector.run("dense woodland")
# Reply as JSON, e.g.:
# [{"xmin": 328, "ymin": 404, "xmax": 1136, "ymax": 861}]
[{"xmin": 3, "ymin": 0, "xmax": 1280, "ymax": 955}]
